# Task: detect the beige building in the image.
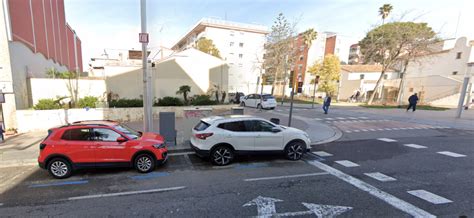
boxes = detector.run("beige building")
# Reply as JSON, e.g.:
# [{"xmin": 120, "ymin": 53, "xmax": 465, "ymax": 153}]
[
  {"xmin": 339, "ymin": 65, "xmax": 398, "ymax": 101},
  {"xmin": 106, "ymin": 48, "xmax": 229, "ymax": 101}
]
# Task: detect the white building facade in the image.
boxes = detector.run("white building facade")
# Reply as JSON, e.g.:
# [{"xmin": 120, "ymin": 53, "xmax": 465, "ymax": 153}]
[{"xmin": 172, "ymin": 18, "xmax": 269, "ymax": 94}]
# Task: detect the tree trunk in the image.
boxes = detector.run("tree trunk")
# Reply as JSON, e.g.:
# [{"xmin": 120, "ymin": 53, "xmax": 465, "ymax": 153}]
[
  {"xmin": 367, "ymin": 69, "xmax": 386, "ymax": 105},
  {"xmin": 396, "ymin": 60, "xmax": 409, "ymax": 106}
]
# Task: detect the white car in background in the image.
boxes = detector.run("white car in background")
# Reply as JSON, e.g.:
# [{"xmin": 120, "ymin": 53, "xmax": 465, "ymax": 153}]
[
  {"xmin": 240, "ymin": 94, "xmax": 277, "ymax": 110},
  {"xmin": 190, "ymin": 115, "xmax": 311, "ymax": 166}
]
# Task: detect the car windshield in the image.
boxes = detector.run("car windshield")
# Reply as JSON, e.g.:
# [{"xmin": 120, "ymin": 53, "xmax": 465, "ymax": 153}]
[{"xmin": 114, "ymin": 124, "xmax": 141, "ymax": 139}]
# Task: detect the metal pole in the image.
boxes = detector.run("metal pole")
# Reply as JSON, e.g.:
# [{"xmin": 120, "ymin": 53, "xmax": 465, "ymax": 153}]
[
  {"xmin": 456, "ymin": 64, "xmax": 473, "ymax": 118},
  {"xmin": 141, "ymin": 0, "xmax": 152, "ymax": 131},
  {"xmin": 311, "ymin": 79, "xmax": 318, "ymax": 109},
  {"xmin": 288, "ymin": 86, "xmax": 295, "ymax": 127},
  {"xmin": 280, "ymin": 55, "xmax": 288, "ymax": 106}
]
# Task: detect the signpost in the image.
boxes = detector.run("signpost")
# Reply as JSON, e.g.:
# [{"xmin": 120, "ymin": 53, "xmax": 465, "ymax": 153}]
[{"xmin": 140, "ymin": 0, "xmax": 153, "ymax": 132}]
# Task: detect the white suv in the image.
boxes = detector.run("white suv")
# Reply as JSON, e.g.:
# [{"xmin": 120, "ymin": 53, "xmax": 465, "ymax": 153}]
[
  {"xmin": 240, "ymin": 94, "xmax": 277, "ymax": 110},
  {"xmin": 190, "ymin": 115, "xmax": 311, "ymax": 165}
]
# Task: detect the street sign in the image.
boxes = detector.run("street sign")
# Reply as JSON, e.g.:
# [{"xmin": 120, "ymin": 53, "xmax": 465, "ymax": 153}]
[{"xmin": 139, "ymin": 33, "xmax": 149, "ymax": 43}]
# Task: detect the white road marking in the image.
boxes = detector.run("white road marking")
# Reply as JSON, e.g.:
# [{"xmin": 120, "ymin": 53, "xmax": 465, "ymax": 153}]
[
  {"xmin": 305, "ymin": 160, "xmax": 435, "ymax": 217},
  {"xmin": 384, "ymin": 128, "xmax": 392, "ymax": 131},
  {"xmin": 313, "ymin": 118, "xmax": 322, "ymax": 121},
  {"xmin": 364, "ymin": 172, "xmax": 397, "ymax": 182},
  {"xmin": 377, "ymin": 128, "xmax": 385, "ymax": 131},
  {"xmin": 168, "ymin": 151, "xmax": 195, "ymax": 156},
  {"xmin": 361, "ymin": 129, "xmax": 368, "ymax": 132},
  {"xmin": 377, "ymin": 138, "xmax": 397, "ymax": 142},
  {"xmin": 336, "ymin": 117, "xmax": 345, "ymax": 120},
  {"xmin": 335, "ymin": 160, "xmax": 359, "ymax": 167},
  {"xmin": 353, "ymin": 130, "xmax": 360, "ymax": 132},
  {"xmin": 325, "ymin": 118, "xmax": 334, "ymax": 120},
  {"xmin": 404, "ymin": 144, "xmax": 427, "ymax": 149},
  {"xmin": 345, "ymin": 130, "xmax": 352, "ymax": 133},
  {"xmin": 67, "ymin": 186, "xmax": 186, "ymax": 200},
  {"xmin": 243, "ymin": 196, "xmax": 282, "ymax": 216},
  {"xmin": 437, "ymin": 151, "xmax": 466, "ymax": 157},
  {"xmin": 407, "ymin": 190, "xmax": 453, "ymax": 204},
  {"xmin": 369, "ymin": 129, "xmax": 376, "ymax": 131},
  {"xmin": 0, "ymin": 203, "xmax": 3, "ymax": 207},
  {"xmin": 244, "ymin": 172, "xmax": 329, "ymax": 182},
  {"xmin": 301, "ymin": 203, "xmax": 352, "ymax": 217},
  {"xmin": 392, "ymin": 128, "xmax": 400, "ymax": 130},
  {"xmin": 358, "ymin": 116, "xmax": 369, "ymax": 119},
  {"xmin": 313, "ymin": 151, "xmax": 333, "ymax": 157},
  {"xmin": 348, "ymin": 117, "xmax": 358, "ymax": 119}
]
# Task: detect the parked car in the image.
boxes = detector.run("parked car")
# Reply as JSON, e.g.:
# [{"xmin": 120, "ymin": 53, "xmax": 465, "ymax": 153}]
[
  {"xmin": 38, "ymin": 120, "xmax": 168, "ymax": 179},
  {"xmin": 228, "ymin": 92, "xmax": 245, "ymax": 104},
  {"xmin": 190, "ymin": 115, "xmax": 311, "ymax": 166},
  {"xmin": 240, "ymin": 94, "xmax": 277, "ymax": 109}
]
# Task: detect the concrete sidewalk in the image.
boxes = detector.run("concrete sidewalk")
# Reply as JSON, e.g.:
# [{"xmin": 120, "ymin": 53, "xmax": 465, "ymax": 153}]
[{"xmin": 0, "ymin": 131, "xmax": 45, "ymax": 168}]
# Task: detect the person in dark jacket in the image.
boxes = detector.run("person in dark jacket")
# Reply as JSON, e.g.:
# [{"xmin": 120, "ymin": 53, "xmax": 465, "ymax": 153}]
[
  {"xmin": 0, "ymin": 123, "xmax": 4, "ymax": 143},
  {"xmin": 322, "ymin": 95, "xmax": 332, "ymax": 114},
  {"xmin": 407, "ymin": 93, "xmax": 419, "ymax": 112}
]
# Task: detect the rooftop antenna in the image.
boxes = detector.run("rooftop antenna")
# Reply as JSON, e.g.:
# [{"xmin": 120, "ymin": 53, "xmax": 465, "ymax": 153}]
[{"xmin": 454, "ymin": 11, "xmax": 461, "ymax": 38}]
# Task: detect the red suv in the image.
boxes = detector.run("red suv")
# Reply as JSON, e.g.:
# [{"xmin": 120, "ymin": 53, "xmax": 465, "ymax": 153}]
[{"xmin": 38, "ymin": 120, "xmax": 168, "ymax": 179}]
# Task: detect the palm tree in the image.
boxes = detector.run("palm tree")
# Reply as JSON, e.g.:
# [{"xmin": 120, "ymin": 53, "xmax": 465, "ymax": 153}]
[
  {"xmin": 379, "ymin": 4, "xmax": 393, "ymax": 24},
  {"xmin": 302, "ymin": 28, "xmax": 317, "ymax": 48},
  {"xmin": 176, "ymin": 85, "xmax": 191, "ymax": 105}
]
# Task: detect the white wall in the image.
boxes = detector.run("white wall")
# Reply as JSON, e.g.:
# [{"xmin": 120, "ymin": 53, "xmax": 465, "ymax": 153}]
[
  {"xmin": 29, "ymin": 78, "xmax": 106, "ymax": 105},
  {"xmin": 347, "ymin": 72, "xmax": 398, "ymax": 80}
]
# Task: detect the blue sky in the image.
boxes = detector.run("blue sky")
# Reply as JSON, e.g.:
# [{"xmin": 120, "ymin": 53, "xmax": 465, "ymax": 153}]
[{"xmin": 64, "ymin": 0, "xmax": 473, "ymax": 70}]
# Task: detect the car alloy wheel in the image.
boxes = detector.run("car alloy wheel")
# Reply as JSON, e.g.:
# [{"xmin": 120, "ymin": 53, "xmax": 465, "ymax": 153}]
[
  {"xmin": 212, "ymin": 146, "xmax": 234, "ymax": 166},
  {"xmin": 286, "ymin": 142, "xmax": 304, "ymax": 160},
  {"xmin": 47, "ymin": 158, "xmax": 72, "ymax": 179},
  {"xmin": 135, "ymin": 154, "xmax": 155, "ymax": 173}
]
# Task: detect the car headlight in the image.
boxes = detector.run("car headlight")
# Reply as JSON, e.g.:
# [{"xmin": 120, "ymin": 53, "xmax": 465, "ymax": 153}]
[{"xmin": 153, "ymin": 143, "xmax": 166, "ymax": 149}]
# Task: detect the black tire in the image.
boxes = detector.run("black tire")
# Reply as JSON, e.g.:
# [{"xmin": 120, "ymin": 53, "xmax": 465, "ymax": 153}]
[
  {"xmin": 134, "ymin": 153, "xmax": 156, "ymax": 173},
  {"xmin": 285, "ymin": 141, "xmax": 306, "ymax": 161},
  {"xmin": 210, "ymin": 145, "xmax": 234, "ymax": 166},
  {"xmin": 47, "ymin": 158, "xmax": 72, "ymax": 179}
]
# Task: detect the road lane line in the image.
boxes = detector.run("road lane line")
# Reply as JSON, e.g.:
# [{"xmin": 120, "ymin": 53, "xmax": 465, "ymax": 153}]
[
  {"xmin": 244, "ymin": 172, "xmax": 329, "ymax": 182},
  {"xmin": 67, "ymin": 186, "xmax": 186, "ymax": 200},
  {"xmin": 29, "ymin": 180, "xmax": 89, "ymax": 188},
  {"xmin": 313, "ymin": 151, "xmax": 333, "ymax": 157},
  {"xmin": 335, "ymin": 160, "xmax": 359, "ymax": 167},
  {"xmin": 369, "ymin": 129, "xmax": 376, "ymax": 131},
  {"xmin": 361, "ymin": 129, "xmax": 368, "ymax": 132},
  {"xmin": 336, "ymin": 117, "xmax": 345, "ymax": 120},
  {"xmin": 168, "ymin": 151, "xmax": 195, "ymax": 156},
  {"xmin": 404, "ymin": 144, "xmax": 427, "ymax": 149},
  {"xmin": 377, "ymin": 138, "xmax": 397, "ymax": 142},
  {"xmin": 305, "ymin": 159, "xmax": 435, "ymax": 217},
  {"xmin": 392, "ymin": 128, "xmax": 400, "ymax": 130},
  {"xmin": 313, "ymin": 118, "xmax": 322, "ymax": 121},
  {"xmin": 353, "ymin": 130, "xmax": 360, "ymax": 132},
  {"xmin": 364, "ymin": 172, "xmax": 397, "ymax": 182},
  {"xmin": 130, "ymin": 172, "xmax": 170, "ymax": 180},
  {"xmin": 407, "ymin": 190, "xmax": 453, "ymax": 204},
  {"xmin": 345, "ymin": 130, "xmax": 352, "ymax": 133},
  {"xmin": 437, "ymin": 151, "xmax": 466, "ymax": 157},
  {"xmin": 384, "ymin": 128, "xmax": 392, "ymax": 131},
  {"xmin": 0, "ymin": 203, "xmax": 3, "ymax": 207},
  {"xmin": 325, "ymin": 118, "xmax": 335, "ymax": 120}
]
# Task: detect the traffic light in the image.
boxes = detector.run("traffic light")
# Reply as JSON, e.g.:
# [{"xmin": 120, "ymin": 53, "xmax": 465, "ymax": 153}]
[
  {"xmin": 289, "ymin": 71, "xmax": 294, "ymax": 88},
  {"xmin": 315, "ymin": 75, "xmax": 320, "ymax": 84},
  {"xmin": 297, "ymin": 82, "xmax": 303, "ymax": 93}
]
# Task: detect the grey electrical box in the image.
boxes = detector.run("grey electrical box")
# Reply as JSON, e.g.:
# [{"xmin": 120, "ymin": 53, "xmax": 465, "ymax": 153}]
[
  {"xmin": 159, "ymin": 112, "xmax": 177, "ymax": 146},
  {"xmin": 231, "ymin": 107, "xmax": 244, "ymax": 115}
]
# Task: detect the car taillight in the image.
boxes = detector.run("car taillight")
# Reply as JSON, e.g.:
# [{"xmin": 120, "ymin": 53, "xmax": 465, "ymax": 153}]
[
  {"xmin": 40, "ymin": 143, "xmax": 47, "ymax": 150},
  {"xmin": 195, "ymin": 133, "xmax": 213, "ymax": 140}
]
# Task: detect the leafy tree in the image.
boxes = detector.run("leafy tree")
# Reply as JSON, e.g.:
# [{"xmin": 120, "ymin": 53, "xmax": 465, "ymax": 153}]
[
  {"xmin": 379, "ymin": 4, "xmax": 393, "ymax": 24},
  {"xmin": 78, "ymin": 96, "xmax": 98, "ymax": 108},
  {"xmin": 302, "ymin": 28, "xmax": 317, "ymax": 48},
  {"xmin": 264, "ymin": 13, "xmax": 298, "ymax": 95},
  {"xmin": 195, "ymin": 37, "xmax": 221, "ymax": 58},
  {"xmin": 176, "ymin": 85, "xmax": 191, "ymax": 105},
  {"xmin": 359, "ymin": 22, "xmax": 437, "ymax": 104},
  {"xmin": 34, "ymin": 99, "xmax": 62, "ymax": 110},
  {"xmin": 45, "ymin": 67, "xmax": 62, "ymax": 78},
  {"xmin": 308, "ymin": 55, "xmax": 340, "ymax": 95}
]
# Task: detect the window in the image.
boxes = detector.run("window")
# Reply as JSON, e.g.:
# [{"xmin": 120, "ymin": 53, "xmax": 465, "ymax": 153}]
[
  {"xmin": 383, "ymin": 74, "xmax": 388, "ymax": 79},
  {"xmin": 245, "ymin": 120, "xmax": 275, "ymax": 132},
  {"xmin": 194, "ymin": 121, "xmax": 210, "ymax": 131},
  {"xmin": 299, "ymin": 55, "xmax": 304, "ymax": 61},
  {"xmin": 360, "ymin": 74, "xmax": 365, "ymax": 80},
  {"xmin": 456, "ymin": 52, "xmax": 462, "ymax": 59},
  {"xmin": 114, "ymin": 124, "xmax": 140, "ymax": 139},
  {"xmin": 218, "ymin": 121, "xmax": 247, "ymax": 132},
  {"xmin": 298, "ymin": 64, "xmax": 303, "ymax": 70},
  {"xmin": 62, "ymin": 128, "xmax": 91, "ymax": 141},
  {"xmin": 239, "ymin": 42, "xmax": 244, "ymax": 47},
  {"xmin": 238, "ymin": 54, "xmax": 243, "ymax": 58},
  {"xmin": 299, "ymin": 45, "xmax": 305, "ymax": 51},
  {"xmin": 452, "ymin": 71, "xmax": 458, "ymax": 75},
  {"xmin": 229, "ymin": 42, "xmax": 234, "ymax": 47},
  {"xmin": 91, "ymin": 128, "xmax": 122, "ymax": 142}
]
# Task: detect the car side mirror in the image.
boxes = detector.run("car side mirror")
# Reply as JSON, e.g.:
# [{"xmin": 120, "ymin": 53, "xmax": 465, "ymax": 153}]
[
  {"xmin": 117, "ymin": 137, "xmax": 127, "ymax": 143},
  {"xmin": 271, "ymin": 127, "xmax": 281, "ymax": 133}
]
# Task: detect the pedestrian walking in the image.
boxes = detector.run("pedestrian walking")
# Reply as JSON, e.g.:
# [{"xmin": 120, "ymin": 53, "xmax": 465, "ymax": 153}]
[
  {"xmin": 322, "ymin": 95, "xmax": 332, "ymax": 114},
  {"xmin": 406, "ymin": 93, "xmax": 419, "ymax": 112},
  {"xmin": 355, "ymin": 90, "xmax": 360, "ymax": 102},
  {"xmin": 0, "ymin": 122, "xmax": 4, "ymax": 143}
]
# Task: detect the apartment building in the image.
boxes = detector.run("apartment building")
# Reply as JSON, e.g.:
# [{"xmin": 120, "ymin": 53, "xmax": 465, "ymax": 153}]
[
  {"xmin": 171, "ymin": 18, "xmax": 269, "ymax": 94},
  {"xmin": 0, "ymin": 0, "xmax": 82, "ymax": 129}
]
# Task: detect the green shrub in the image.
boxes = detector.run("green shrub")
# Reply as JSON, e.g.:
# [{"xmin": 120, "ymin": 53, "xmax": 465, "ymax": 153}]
[
  {"xmin": 78, "ymin": 96, "xmax": 98, "ymax": 108},
  {"xmin": 155, "ymin": 97, "xmax": 183, "ymax": 106},
  {"xmin": 34, "ymin": 99, "xmax": 62, "ymax": 110},
  {"xmin": 109, "ymin": 98, "xmax": 143, "ymax": 108},
  {"xmin": 191, "ymin": 95, "xmax": 215, "ymax": 106}
]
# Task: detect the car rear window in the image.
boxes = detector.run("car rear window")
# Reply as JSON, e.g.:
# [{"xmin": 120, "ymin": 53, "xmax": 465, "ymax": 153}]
[
  {"xmin": 263, "ymin": 95, "xmax": 274, "ymax": 100},
  {"xmin": 194, "ymin": 121, "xmax": 211, "ymax": 131}
]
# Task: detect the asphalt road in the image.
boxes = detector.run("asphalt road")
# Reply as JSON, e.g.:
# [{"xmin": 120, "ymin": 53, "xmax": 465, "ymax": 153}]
[{"xmin": 0, "ymin": 106, "xmax": 472, "ymax": 217}]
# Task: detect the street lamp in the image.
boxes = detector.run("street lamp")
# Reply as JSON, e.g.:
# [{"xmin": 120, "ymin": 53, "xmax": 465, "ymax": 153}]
[{"xmin": 456, "ymin": 62, "xmax": 474, "ymax": 118}]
